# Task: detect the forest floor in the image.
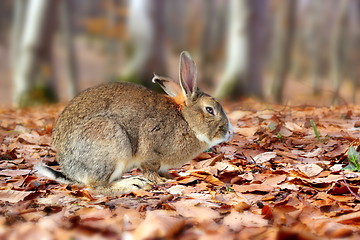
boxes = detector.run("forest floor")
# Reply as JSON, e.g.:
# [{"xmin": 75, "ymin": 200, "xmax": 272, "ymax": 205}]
[{"xmin": 1, "ymin": 99, "xmax": 360, "ymax": 240}]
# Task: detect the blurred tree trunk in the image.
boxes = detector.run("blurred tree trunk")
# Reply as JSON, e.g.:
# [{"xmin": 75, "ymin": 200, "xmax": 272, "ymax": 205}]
[
  {"xmin": 199, "ymin": 1, "xmax": 227, "ymax": 88},
  {"xmin": 350, "ymin": 0, "xmax": 360, "ymax": 103},
  {"xmin": 11, "ymin": 0, "xmax": 26, "ymax": 68},
  {"xmin": 270, "ymin": 0, "xmax": 297, "ymax": 103},
  {"xmin": 60, "ymin": 0, "xmax": 79, "ymax": 99},
  {"xmin": 12, "ymin": 0, "xmax": 59, "ymax": 107},
  {"xmin": 330, "ymin": 0, "xmax": 350, "ymax": 104},
  {"xmin": 104, "ymin": 0, "xmax": 121, "ymax": 83},
  {"xmin": 306, "ymin": 1, "xmax": 323, "ymax": 95},
  {"xmin": 199, "ymin": 0, "xmax": 216, "ymax": 87},
  {"xmin": 215, "ymin": 0, "xmax": 267, "ymax": 100},
  {"xmin": 121, "ymin": 0, "xmax": 166, "ymax": 87}
]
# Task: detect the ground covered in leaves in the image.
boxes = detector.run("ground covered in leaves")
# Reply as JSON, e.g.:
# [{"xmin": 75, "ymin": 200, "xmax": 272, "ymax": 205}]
[{"xmin": 1, "ymin": 100, "xmax": 360, "ymax": 239}]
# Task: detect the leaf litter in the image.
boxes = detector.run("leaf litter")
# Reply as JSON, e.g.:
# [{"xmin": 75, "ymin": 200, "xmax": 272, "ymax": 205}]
[{"xmin": 1, "ymin": 101, "xmax": 360, "ymax": 239}]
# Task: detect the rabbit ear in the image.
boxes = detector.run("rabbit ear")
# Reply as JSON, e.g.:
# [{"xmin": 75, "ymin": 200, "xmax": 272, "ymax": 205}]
[
  {"xmin": 179, "ymin": 51, "xmax": 198, "ymax": 99},
  {"xmin": 152, "ymin": 73, "xmax": 182, "ymax": 98}
]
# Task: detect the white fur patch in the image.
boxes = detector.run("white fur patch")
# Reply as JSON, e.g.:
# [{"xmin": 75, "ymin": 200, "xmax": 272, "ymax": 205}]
[
  {"xmin": 194, "ymin": 132, "xmax": 225, "ymax": 148},
  {"xmin": 34, "ymin": 163, "xmax": 56, "ymax": 179},
  {"xmin": 109, "ymin": 162, "xmax": 126, "ymax": 183},
  {"xmin": 194, "ymin": 121, "xmax": 234, "ymax": 147},
  {"xmin": 34, "ymin": 163, "xmax": 70, "ymax": 184}
]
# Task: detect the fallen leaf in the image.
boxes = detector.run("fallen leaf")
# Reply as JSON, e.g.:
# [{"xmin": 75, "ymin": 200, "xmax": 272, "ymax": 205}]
[
  {"xmin": 285, "ymin": 122, "xmax": 303, "ymax": 131},
  {"xmin": 297, "ymin": 164, "xmax": 323, "ymax": 177},
  {"xmin": 0, "ymin": 190, "xmax": 33, "ymax": 203},
  {"xmin": 0, "ymin": 169, "xmax": 31, "ymax": 177},
  {"xmin": 335, "ymin": 211, "xmax": 360, "ymax": 225},
  {"xmin": 190, "ymin": 170, "xmax": 224, "ymax": 186},
  {"xmin": 279, "ymin": 126, "xmax": 293, "ymax": 137},
  {"xmin": 232, "ymin": 184, "xmax": 273, "ymax": 193},
  {"xmin": 133, "ymin": 211, "xmax": 184, "ymax": 240},
  {"xmin": 131, "ymin": 189, "xmax": 154, "ymax": 197},
  {"xmin": 252, "ymin": 152, "xmax": 277, "ymax": 164},
  {"xmin": 171, "ymin": 200, "xmax": 221, "ymax": 222},
  {"xmin": 301, "ymin": 148, "xmax": 322, "ymax": 158},
  {"xmin": 236, "ymin": 127, "xmax": 258, "ymax": 137},
  {"xmin": 223, "ymin": 210, "xmax": 268, "ymax": 231},
  {"xmin": 228, "ymin": 110, "xmax": 251, "ymax": 120}
]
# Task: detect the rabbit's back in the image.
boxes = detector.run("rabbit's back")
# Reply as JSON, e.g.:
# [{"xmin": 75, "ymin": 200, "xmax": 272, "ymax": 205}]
[{"xmin": 52, "ymin": 82, "xmax": 188, "ymax": 155}]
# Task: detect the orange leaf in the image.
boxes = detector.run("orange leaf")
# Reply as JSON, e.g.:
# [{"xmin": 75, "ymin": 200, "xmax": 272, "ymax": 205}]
[{"xmin": 190, "ymin": 170, "xmax": 224, "ymax": 186}]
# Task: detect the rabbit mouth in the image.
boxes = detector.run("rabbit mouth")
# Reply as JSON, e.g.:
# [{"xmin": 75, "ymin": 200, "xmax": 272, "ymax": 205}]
[
  {"xmin": 194, "ymin": 123, "xmax": 234, "ymax": 148},
  {"xmin": 225, "ymin": 123, "xmax": 234, "ymax": 141}
]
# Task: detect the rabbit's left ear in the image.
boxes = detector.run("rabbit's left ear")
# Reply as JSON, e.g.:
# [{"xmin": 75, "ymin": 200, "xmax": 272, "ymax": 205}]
[
  {"xmin": 179, "ymin": 51, "xmax": 198, "ymax": 99},
  {"xmin": 152, "ymin": 74, "xmax": 183, "ymax": 98}
]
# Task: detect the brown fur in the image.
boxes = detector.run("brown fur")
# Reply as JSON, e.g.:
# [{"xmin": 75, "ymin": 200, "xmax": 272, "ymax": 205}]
[{"xmin": 47, "ymin": 51, "xmax": 232, "ymax": 195}]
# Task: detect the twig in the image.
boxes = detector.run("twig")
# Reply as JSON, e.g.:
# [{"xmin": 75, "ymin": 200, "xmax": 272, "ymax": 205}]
[
  {"xmin": 342, "ymin": 171, "xmax": 360, "ymax": 201},
  {"xmin": 248, "ymin": 155, "xmax": 270, "ymax": 170}
]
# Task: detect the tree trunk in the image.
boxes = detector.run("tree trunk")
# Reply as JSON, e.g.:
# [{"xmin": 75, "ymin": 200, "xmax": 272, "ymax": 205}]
[
  {"xmin": 60, "ymin": 0, "xmax": 79, "ymax": 99},
  {"xmin": 350, "ymin": 0, "xmax": 360, "ymax": 103},
  {"xmin": 13, "ymin": 0, "xmax": 49, "ymax": 106},
  {"xmin": 246, "ymin": 0, "xmax": 267, "ymax": 96},
  {"xmin": 330, "ymin": 0, "xmax": 350, "ymax": 104},
  {"xmin": 215, "ymin": 0, "xmax": 248, "ymax": 99},
  {"xmin": 11, "ymin": 0, "xmax": 26, "ymax": 69},
  {"xmin": 12, "ymin": 0, "xmax": 59, "ymax": 107},
  {"xmin": 121, "ymin": 0, "xmax": 166, "ymax": 87},
  {"xmin": 215, "ymin": 0, "xmax": 267, "ymax": 100},
  {"xmin": 306, "ymin": 1, "xmax": 323, "ymax": 95},
  {"xmin": 270, "ymin": 0, "xmax": 297, "ymax": 103}
]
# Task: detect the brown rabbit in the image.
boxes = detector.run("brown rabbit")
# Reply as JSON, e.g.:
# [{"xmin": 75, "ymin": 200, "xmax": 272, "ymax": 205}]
[{"xmin": 36, "ymin": 51, "xmax": 233, "ymax": 195}]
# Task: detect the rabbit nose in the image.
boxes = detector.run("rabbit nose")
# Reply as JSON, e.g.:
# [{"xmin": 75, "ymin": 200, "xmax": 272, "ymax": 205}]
[{"xmin": 226, "ymin": 123, "xmax": 234, "ymax": 141}]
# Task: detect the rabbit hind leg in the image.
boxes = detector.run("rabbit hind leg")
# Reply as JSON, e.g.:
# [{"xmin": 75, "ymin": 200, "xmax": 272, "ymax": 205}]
[
  {"xmin": 61, "ymin": 116, "xmax": 133, "ymax": 186},
  {"xmin": 90, "ymin": 176, "xmax": 153, "ymax": 196}
]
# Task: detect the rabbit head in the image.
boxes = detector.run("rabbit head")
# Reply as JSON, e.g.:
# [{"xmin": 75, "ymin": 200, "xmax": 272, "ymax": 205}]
[{"xmin": 153, "ymin": 51, "xmax": 233, "ymax": 147}]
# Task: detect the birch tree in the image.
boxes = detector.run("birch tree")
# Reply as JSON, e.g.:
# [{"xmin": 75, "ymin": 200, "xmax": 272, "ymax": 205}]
[
  {"xmin": 270, "ymin": 0, "xmax": 297, "ymax": 103},
  {"xmin": 215, "ymin": 0, "xmax": 267, "ymax": 99},
  {"xmin": 121, "ymin": 0, "xmax": 166, "ymax": 86},
  {"xmin": 12, "ymin": 0, "xmax": 59, "ymax": 107},
  {"xmin": 330, "ymin": 0, "xmax": 350, "ymax": 104},
  {"xmin": 59, "ymin": 0, "xmax": 78, "ymax": 99}
]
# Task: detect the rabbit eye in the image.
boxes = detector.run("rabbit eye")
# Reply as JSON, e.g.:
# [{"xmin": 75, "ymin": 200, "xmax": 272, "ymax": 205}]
[{"xmin": 205, "ymin": 107, "xmax": 215, "ymax": 115}]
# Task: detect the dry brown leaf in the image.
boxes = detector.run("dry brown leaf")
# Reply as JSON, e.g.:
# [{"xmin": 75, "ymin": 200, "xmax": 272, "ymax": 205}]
[
  {"xmin": 133, "ymin": 211, "xmax": 184, "ymax": 240},
  {"xmin": 0, "ymin": 169, "xmax": 31, "ymax": 177},
  {"xmin": 236, "ymin": 127, "xmax": 258, "ymax": 137},
  {"xmin": 223, "ymin": 210, "xmax": 268, "ymax": 231},
  {"xmin": 228, "ymin": 110, "xmax": 252, "ymax": 120},
  {"xmin": 279, "ymin": 126, "xmax": 293, "ymax": 137},
  {"xmin": 232, "ymin": 184, "xmax": 273, "ymax": 193},
  {"xmin": 166, "ymin": 185, "xmax": 190, "ymax": 195},
  {"xmin": 335, "ymin": 211, "xmax": 360, "ymax": 224},
  {"xmin": 131, "ymin": 189, "xmax": 154, "ymax": 197},
  {"xmin": 190, "ymin": 170, "xmax": 224, "ymax": 186},
  {"xmin": 0, "ymin": 190, "xmax": 33, "ymax": 203},
  {"xmin": 17, "ymin": 132, "xmax": 51, "ymax": 146},
  {"xmin": 196, "ymin": 152, "xmax": 212, "ymax": 160},
  {"xmin": 301, "ymin": 148, "xmax": 322, "ymax": 158},
  {"xmin": 171, "ymin": 200, "xmax": 221, "ymax": 222},
  {"xmin": 262, "ymin": 174, "xmax": 287, "ymax": 185},
  {"xmin": 297, "ymin": 164, "xmax": 323, "ymax": 177},
  {"xmin": 252, "ymin": 152, "xmax": 277, "ymax": 164},
  {"xmin": 196, "ymin": 153, "xmax": 224, "ymax": 168},
  {"xmin": 310, "ymin": 174, "xmax": 344, "ymax": 184},
  {"xmin": 285, "ymin": 122, "xmax": 303, "ymax": 131}
]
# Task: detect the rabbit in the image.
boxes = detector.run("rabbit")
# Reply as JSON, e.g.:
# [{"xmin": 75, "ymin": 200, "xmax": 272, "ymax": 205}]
[{"xmin": 36, "ymin": 51, "xmax": 233, "ymax": 195}]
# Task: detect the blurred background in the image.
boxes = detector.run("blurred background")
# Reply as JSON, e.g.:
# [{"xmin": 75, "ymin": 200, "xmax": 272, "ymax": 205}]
[{"xmin": 0, "ymin": 0, "xmax": 359, "ymax": 107}]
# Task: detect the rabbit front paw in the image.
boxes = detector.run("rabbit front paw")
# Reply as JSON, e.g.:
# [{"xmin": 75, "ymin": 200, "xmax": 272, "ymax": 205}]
[{"xmin": 112, "ymin": 176, "xmax": 153, "ymax": 192}]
